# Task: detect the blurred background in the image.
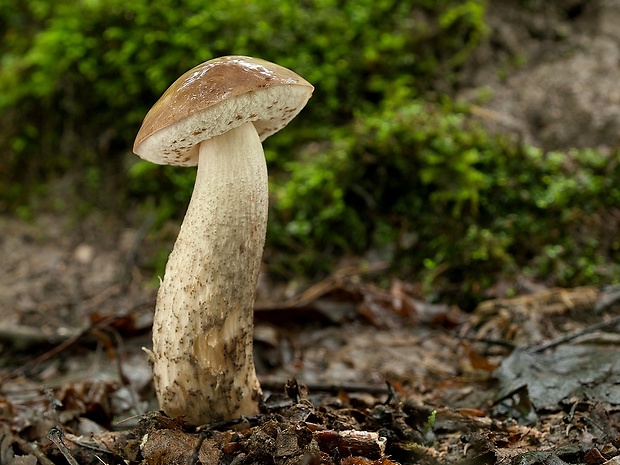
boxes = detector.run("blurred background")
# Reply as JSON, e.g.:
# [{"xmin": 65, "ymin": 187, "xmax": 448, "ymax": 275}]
[{"xmin": 1, "ymin": 0, "xmax": 619, "ymax": 307}]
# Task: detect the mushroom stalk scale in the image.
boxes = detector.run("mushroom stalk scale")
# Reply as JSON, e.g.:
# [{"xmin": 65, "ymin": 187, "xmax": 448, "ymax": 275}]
[{"xmin": 133, "ymin": 56, "xmax": 313, "ymax": 425}]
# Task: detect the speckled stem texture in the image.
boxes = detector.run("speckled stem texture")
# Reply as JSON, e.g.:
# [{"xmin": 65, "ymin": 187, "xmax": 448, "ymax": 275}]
[{"xmin": 150, "ymin": 122, "xmax": 267, "ymax": 424}]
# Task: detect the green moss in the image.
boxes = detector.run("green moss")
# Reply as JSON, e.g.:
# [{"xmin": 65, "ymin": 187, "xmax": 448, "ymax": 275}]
[
  {"xmin": 2, "ymin": 0, "xmax": 617, "ymax": 304},
  {"xmin": 270, "ymin": 91, "xmax": 620, "ymax": 303}
]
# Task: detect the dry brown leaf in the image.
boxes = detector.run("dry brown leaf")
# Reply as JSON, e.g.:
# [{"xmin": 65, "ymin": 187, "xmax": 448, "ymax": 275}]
[{"xmin": 141, "ymin": 428, "xmax": 219, "ymax": 465}]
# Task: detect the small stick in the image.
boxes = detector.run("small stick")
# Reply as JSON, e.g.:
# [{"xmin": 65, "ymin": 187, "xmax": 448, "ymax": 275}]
[
  {"xmin": 532, "ymin": 315, "xmax": 620, "ymax": 353},
  {"xmin": 384, "ymin": 380, "xmax": 400, "ymax": 406},
  {"xmin": 260, "ymin": 378, "xmax": 389, "ymax": 395},
  {"xmin": 187, "ymin": 429, "xmax": 209, "ymax": 465},
  {"xmin": 594, "ymin": 286, "xmax": 620, "ymax": 313},
  {"xmin": 47, "ymin": 428, "xmax": 79, "ymax": 465},
  {"xmin": 0, "ymin": 315, "xmax": 117, "ymax": 384}
]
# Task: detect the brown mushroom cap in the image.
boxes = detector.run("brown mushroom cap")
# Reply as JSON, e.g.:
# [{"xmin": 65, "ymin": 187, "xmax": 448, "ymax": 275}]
[{"xmin": 133, "ymin": 56, "xmax": 314, "ymax": 166}]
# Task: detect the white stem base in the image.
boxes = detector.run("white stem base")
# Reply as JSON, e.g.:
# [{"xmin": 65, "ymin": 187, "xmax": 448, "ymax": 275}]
[{"xmin": 150, "ymin": 122, "xmax": 268, "ymax": 424}]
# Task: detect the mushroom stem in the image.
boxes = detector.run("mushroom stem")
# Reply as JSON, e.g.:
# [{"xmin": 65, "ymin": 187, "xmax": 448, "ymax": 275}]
[{"xmin": 150, "ymin": 121, "xmax": 267, "ymax": 424}]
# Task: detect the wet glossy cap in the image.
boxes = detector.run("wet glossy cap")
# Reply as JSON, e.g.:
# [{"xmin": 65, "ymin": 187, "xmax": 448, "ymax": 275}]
[{"xmin": 133, "ymin": 56, "xmax": 314, "ymax": 166}]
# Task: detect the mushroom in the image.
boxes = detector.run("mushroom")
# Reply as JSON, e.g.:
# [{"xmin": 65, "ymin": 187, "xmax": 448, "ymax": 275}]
[{"xmin": 133, "ymin": 56, "xmax": 313, "ymax": 424}]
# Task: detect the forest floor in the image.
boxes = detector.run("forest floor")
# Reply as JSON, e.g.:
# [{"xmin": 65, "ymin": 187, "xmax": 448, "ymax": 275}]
[
  {"xmin": 0, "ymin": 212, "xmax": 619, "ymax": 464},
  {"xmin": 2, "ymin": 1, "xmax": 620, "ymax": 464}
]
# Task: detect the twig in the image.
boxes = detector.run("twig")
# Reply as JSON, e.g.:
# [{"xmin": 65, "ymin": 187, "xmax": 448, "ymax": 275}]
[
  {"xmin": 115, "ymin": 413, "xmax": 142, "ymax": 426},
  {"xmin": 0, "ymin": 315, "xmax": 117, "ymax": 384},
  {"xmin": 103, "ymin": 324, "xmax": 146, "ymax": 416},
  {"xmin": 531, "ymin": 315, "xmax": 620, "ymax": 353},
  {"xmin": 79, "ymin": 283, "xmax": 123, "ymax": 312},
  {"xmin": 255, "ymin": 261, "xmax": 389, "ymax": 311},
  {"xmin": 188, "ymin": 430, "xmax": 209, "ymax": 465},
  {"xmin": 195, "ymin": 416, "xmax": 255, "ymax": 432},
  {"xmin": 384, "ymin": 380, "xmax": 400, "ymax": 406},
  {"xmin": 47, "ymin": 428, "xmax": 79, "ymax": 465},
  {"xmin": 595, "ymin": 286, "xmax": 620, "ymax": 313},
  {"xmin": 458, "ymin": 336, "xmax": 518, "ymax": 350},
  {"xmin": 259, "ymin": 377, "xmax": 389, "ymax": 395},
  {"xmin": 0, "ymin": 329, "xmax": 85, "ymax": 384},
  {"xmin": 0, "ymin": 324, "xmax": 73, "ymax": 350},
  {"xmin": 62, "ymin": 434, "xmax": 116, "ymax": 455}
]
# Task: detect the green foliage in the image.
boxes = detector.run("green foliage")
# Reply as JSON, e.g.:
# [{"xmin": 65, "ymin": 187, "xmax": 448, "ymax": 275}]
[
  {"xmin": 2, "ymin": 0, "xmax": 617, "ymax": 303},
  {"xmin": 425, "ymin": 410, "xmax": 438, "ymax": 434},
  {"xmin": 270, "ymin": 90, "xmax": 620, "ymax": 300},
  {"xmin": 0, "ymin": 0, "xmax": 487, "ymax": 206}
]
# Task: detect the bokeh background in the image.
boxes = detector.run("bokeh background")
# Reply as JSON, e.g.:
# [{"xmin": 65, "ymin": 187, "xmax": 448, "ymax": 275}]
[{"xmin": 1, "ymin": 0, "xmax": 619, "ymax": 306}]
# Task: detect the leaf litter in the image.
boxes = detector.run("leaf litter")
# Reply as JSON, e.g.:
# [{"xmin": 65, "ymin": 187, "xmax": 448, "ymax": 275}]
[{"xmin": 0, "ymin": 214, "xmax": 619, "ymax": 464}]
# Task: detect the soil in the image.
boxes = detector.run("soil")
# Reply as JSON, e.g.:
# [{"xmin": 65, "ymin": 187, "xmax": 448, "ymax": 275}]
[
  {"xmin": 459, "ymin": 0, "xmax": 620, "ymax": 151},
  {"xmin": 1, "ymin": 1, "xmax": 620, "ymax": 464}
]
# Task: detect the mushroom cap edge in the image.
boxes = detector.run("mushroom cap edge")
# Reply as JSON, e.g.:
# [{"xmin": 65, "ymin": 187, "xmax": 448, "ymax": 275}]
[{"xmin": 133, "ymin": 56, "xmax": 314, "ymax": 167}]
